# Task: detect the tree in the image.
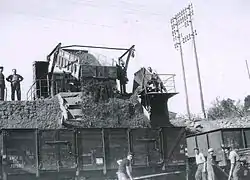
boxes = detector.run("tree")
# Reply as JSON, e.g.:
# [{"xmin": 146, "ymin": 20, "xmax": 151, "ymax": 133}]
[
  {"xmin": 207, "ymin": 97, "xmax": 244, "ymax": 120},
  {"xmin": 244, "ymin": 95, "xmax": 250, "ymax": 110}
]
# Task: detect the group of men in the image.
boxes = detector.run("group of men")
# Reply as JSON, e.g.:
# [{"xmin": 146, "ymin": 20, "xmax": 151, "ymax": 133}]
[
  {"xmin": 0, "ymin": 67, "xmax": 24, "ymax": 101},
  {"xmin": 115, "ymin": 146, "xmax": 240, "ymax": 180},
  {"xmin": 194, "ymin": 145, "xmax": 240, "ymax": 180}
]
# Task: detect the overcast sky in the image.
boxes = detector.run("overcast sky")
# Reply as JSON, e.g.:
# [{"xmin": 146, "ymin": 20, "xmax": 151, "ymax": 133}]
[{"xmin": 1, "ymin": 0, "xmax": 250, "ymax": 116}]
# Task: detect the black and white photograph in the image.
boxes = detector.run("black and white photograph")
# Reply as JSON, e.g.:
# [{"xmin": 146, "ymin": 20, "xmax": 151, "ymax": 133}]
[{"xmin": 0, "ymin": 0, "xmax": 250, "ymax": 180}]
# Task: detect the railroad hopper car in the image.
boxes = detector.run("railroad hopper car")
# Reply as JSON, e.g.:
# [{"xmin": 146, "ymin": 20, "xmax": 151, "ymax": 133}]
[
  {"xmin": 186, "ymin": 128, "xmax": 250, "ymax": 180},
  {"xmin": 0, "ymin": 127, "xmax": 186, "ymax": 180}
]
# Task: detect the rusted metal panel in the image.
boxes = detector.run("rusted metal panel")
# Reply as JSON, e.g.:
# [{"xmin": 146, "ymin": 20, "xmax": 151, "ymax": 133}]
[
  {"xmin": 3, "ymin": 130, "xmax": 37, "ymax": 174},
  {"xmin": 244, "ymin": 129, "xmax": 250, "ymax": 148},
  {"xmin": 81, "ymin": 65, "xmax": 96, "ymax": 77},
  {"xmin": 96, "ymin": 66, "xmax": 105, "ymax": 78},
  {"xmin": 186, "ymin": 136, "xmax": 196, "ymax": 157},
  {"xmin": 39, "ymin": 129, "xmax": 76, "ymax": 170},
  {"xmin": 77, "ymin": 129, "xmax": 104, "ymax": 171},
  {"xmin": 96, "ymin": 66, "xmax": 117, "ymax": 79},
  {"xmin": 106, "ymin": 129, "xmax": 128, "ymax": 169},
  {"xmin": 207, "ymin": 130, "xmax": 226, "ymax": 166},
  {"xmin": 106, "ymin": 66, "xmax": 117, "ymax": 79},
  {"xmin": 162, "ymin": 128, "xmax": 186, "ymax": 165},
  {"xmin": 81, "ymin": 65, "xmax": 117, "ymax": 79},
  {"xmin": 39, "ymin": 130, "xmax": 58, "ymax": 170},
  {"xmin": 197, "ymin": 134, "xmax": 209, "ymax": 156},
  {"xmin": 130, "ymin": 129, "xmax": 162, "ymax": 166},
  {"xmin": 222, "ymin": 129, "xmax": 244, "ymax": 149},
  {"xmin": 58, "ymin": 129, "xmax": 75, "ymax": 169}
]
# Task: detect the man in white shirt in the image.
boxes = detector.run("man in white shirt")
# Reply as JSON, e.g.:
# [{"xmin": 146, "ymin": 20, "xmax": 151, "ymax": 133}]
[
  {"xmin": 227, "ymin": 146, "xmax": 240, "ymax": 180},
  {"xmin": 6, "ymin": 69, "xmax": 23, "ymax": 101},
  {"xmin": 194, "ymin": 147, "xmax": 207, "ymax": 180}
]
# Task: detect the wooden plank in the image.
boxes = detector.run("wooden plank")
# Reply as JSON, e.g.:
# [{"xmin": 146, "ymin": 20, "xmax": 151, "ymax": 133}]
[
  {"xmin": 2, "ymin": 130, "xmax": 7, "ymax": 180},
  {"xmin": 35, "ymin": 130, "xmax": 40, "ymax": 177},
  {"xmin": 134, "ymin": 171, "xmax": 182, "ymax": 180},
  {"xmin": 75, "ymin": 130, "xmax": 80, "ymax": 178},
  {"xmin": 102, "ymin": 129, "xmax": 107, "ymax": 175}
]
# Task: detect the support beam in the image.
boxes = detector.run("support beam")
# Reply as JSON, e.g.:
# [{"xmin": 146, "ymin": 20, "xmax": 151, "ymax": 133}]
[{"xmin": 61, "ymin": 45, "xmax": 130, "ymax": 51}]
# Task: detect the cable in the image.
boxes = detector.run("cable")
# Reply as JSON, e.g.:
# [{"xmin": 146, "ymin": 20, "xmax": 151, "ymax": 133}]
[
  {"xmin": 1, "ymin": 1, "xmax": 169, "ymax": 29},
  {"xmin": 2, "ymin": 10, "xmax": 114, "ymax": 28},
  {"xmin": 67, "ymin": 0, "xmax": 166, "ymax": 17}
]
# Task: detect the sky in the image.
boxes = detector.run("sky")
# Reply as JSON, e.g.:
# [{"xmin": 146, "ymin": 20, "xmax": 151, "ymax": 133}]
[{"xmin": 1, "ymin": 0, "xmax": 250, "ymax": 116}]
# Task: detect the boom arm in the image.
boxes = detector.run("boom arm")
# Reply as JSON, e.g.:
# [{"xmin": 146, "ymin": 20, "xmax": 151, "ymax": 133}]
[
  {"xmin": 47, "ymin": 43, "xmax": 61, "ymax": 81},
  {"xmin": 118, "ymin": 45, "xmax": 135, "ymax": 71}
]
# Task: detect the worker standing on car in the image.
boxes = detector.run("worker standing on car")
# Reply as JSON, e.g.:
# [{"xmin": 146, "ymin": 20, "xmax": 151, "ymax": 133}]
[
  {"xmin": 6, "ymin": 69, "xmax": 23, "ymax": 101},
  {"xmin": 207, "ymin": 148, "xmax": 216, "ymax": 180},
  {"xmin": 228, "ymin": 145, "xmax": 240, "ymax": 180},
  {"xmin": 194, "ymin": 147, "xmax": 207, "ymax": 180},
  {"xmin": 117, "ymin": 152, "xmax": 134, "ymax": 180},
  {"xmin": 0, "ymin": 66, "xmax": 5, "ymax": 101}
]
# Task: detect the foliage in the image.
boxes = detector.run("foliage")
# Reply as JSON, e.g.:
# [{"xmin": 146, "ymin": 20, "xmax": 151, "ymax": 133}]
[
  {"xmin": 244, "ymin": 95, "xmax": 250, "ymax": 110},
  {"xmin": 207, "ymin": 97, "xmax": 244, "ymax": 120}
]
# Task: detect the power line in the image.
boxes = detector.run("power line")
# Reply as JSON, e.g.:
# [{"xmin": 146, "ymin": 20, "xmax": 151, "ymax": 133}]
[
  {"xmin": 2, "ymin": 10, "xmax": 114, "ymax": 28},
  {"xmin": 68, "ymin": 0, "xmax": 166, "ymax": 17}
]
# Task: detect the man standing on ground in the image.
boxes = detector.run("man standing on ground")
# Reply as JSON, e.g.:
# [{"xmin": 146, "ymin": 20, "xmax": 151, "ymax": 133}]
[
  {"xmin": 227, "ymin": 145, "xmax": 240, "ymax": 180},
  {"xmin": 6, "ymin": 69, "xmax": 23, "ymax": 101},
  {"xmin": 0, "ymin": 67, "xmax": 5, "ymax": 101},
  {"xmin": 194, "ymin": 147, "xmax": 207, "ymax": 180},
  {"xmin": 207, "ymin": 148, "xmax": 216, "ymax": 180},
  {"xmin": 117, "ymin": 152, "xmax": 134, "ymax": 180}
]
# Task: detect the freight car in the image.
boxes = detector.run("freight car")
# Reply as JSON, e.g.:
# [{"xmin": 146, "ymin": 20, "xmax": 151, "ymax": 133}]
[
  {"xmin": 186, "ymin": 128, "xmax": 250, "ymax": 180},
  {"xmin": 0, "ymin": 127, "xmax": 186, "ymax": 180}
]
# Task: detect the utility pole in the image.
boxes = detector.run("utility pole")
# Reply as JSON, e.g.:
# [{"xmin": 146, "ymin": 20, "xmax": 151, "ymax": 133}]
[
  {"xmin": 171, "ymin": 3, "xmax": 206, "ymax": 119},
  {"xmin": 171, "ymin": 14, "xmax": 191, "ymax": 120},
  {"xmin": 246, "ymin": 60, "xmax": 250, "ymax": 80},
  {"xmin": 188, "ymin": 4, "xmax": 206, "ymax": 118}
]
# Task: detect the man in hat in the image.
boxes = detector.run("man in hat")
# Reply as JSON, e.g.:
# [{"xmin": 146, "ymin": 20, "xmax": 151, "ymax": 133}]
[
  {"xmin": 227, "ymin": 145, "xmax": 240, "ymax": 180},
  {"xmin": 6, "ymin": 69, "xmax": 23, "ymax": 101},
  {"xmin": 207, "ymin": 148, "xmax": 216, "ymax": 180},
  {"xmin": 0, "ymin": 66, "xmax": 5, "ymax": 101},
  {"xmin": 117, "ymin": 152, "xmax": 134, "ymax": 180},
  {"xmin": 194, "ymin": 147, "xmax": 207, "ymax": 180}
]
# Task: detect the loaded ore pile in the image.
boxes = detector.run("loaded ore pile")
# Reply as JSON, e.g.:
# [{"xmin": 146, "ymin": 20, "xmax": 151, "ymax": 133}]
[
  {"xmin": 76, "ymin": 79, "xmax": 150, "ymax": 128},
  {"xmin": 171, "ymin": 116, "xmax": 250, "ymax": 134},
  {"xmin": 0, "ymin": 97, "xmax": 61, "ymax": 129}
]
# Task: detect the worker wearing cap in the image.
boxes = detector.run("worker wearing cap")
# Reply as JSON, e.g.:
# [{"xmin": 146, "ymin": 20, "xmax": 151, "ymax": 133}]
[
  {"xmin": 194, "ymin": 147, "xmax": 207, "ymax": 180},
  {"xmin": 6, "ymin": 69, "xmax": 23, "ymax": 101},
  {"xmin": 0, "ymin": 66, "xmax": 5, "ymax": 101},
  {"xmin": 207, "ymin": 148, "xmax": 216, "ymax": 180},
  {"xmin": 228, "ymin": 145, "xmax": 240, "ymax": 180},
  {"xmin": 117, "ymin": 152, "xmax": 133, "ymax": 180}
]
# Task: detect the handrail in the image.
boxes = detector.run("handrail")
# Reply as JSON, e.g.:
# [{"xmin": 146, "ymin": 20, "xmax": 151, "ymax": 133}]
[
  {"xmin": 158, "ymin": 74, "xmax": 177, "ymax": 93},
  {"xmin": 26, "ymin": 81, "xmax": 37, "ymax": 100},
  {"xmin": 26, "ymin": 79, "xmax": 49, "ymax": 101}
]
